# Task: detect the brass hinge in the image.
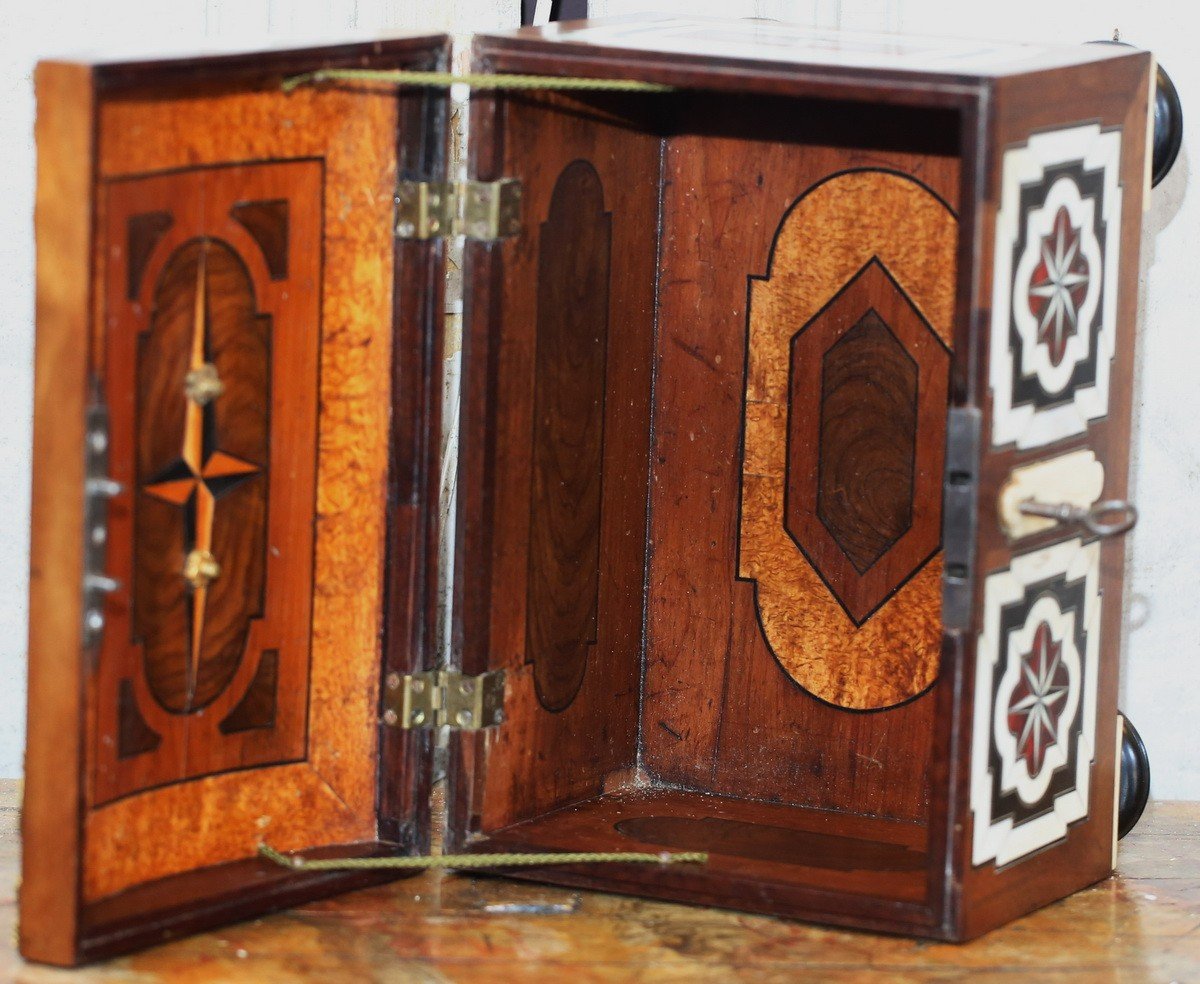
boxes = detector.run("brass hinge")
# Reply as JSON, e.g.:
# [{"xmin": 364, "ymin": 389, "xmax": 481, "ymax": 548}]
[
  {"xmin": 394, "ymin": 179, "xmax": 522, "ymax": 241},
  {"xmin": 386, "ymin": 669, "xmax": 506, "ymax": 730}
]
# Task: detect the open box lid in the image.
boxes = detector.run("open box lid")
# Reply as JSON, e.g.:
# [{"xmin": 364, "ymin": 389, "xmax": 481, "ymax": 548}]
[
  {"xmin": 22, "ymin": 33, "xmax": 452, "ymax": 965},
  {"xmin": 21, "ymin": 17, "xmax": 1151, "ymax": 965}
]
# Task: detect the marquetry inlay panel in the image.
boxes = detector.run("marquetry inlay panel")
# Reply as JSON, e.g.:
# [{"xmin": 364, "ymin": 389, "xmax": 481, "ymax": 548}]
[
  {"xmin": 94, "ymin": 160, "xmax": 321, "ymax": 804},
  {"xmin": 739, "ymin": 169, "xmax": 956, "ymax": 710}
]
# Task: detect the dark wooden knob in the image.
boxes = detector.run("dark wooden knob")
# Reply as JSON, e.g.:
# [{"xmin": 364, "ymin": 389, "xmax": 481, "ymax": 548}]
[
  {"xmin": 1151, "ymin": 61, "xmax": 1183, "ymax": 187},
  {"xmin": 1090, "ymin": 39, "xmax": 1183, "ymax": 187},
  {"xmin": 1118, "ymin": 714, "xmax": 1151, "ymax": 840}
]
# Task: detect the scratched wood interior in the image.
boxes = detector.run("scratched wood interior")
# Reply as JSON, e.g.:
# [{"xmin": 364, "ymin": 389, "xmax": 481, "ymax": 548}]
[
  {"xmin": 5, "ymin": 783, "xmax": 1200, "ymax": 982},
  {"xmin": 454, "ymin": 88, "xmax": 961, "ymax": 925}
]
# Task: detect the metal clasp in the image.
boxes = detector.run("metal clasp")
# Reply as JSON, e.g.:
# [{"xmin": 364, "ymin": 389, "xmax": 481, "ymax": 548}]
[
  {"xmin": 1017, "ymin": 499, "xmax": 1138, "ymax": 538},
  {"xmin": 82, "ymin": 403, "xmax": 122, "ymax": 648}
]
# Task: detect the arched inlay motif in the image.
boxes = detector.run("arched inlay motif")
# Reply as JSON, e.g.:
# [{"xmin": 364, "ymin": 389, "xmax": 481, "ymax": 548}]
[
  {"xmin": 526, "ymin": 160, "xmax": 612, "ymax": 713},
  {"xmin": 135, "ymin": 238, "xmax": 270, "ymax": 714},
  {"xmin": 740, "ymin": 170, "xmax": 956, "ymax": 710}
]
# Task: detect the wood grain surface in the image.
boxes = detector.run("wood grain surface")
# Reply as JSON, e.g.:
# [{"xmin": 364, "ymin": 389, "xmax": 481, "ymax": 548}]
[
  {"xmin": 96, "ymin": 162, "xmax": 318, "ymax": 807},
  {"xmin": 526, "ymin": 158, "xmax": 612, "ymax": 714},
  {"xmin": 4, "ymin": 783, "xmax": 1199, "ymax": 983},
  {"xmin": 24, "ymin": 35, "xmax": 450, "ymax": 965},
  {"xmin": 22, "ymin": 59, "xmax": 94, "ymax": 968},
  {"xmin": 84, "ymin": 74, "xmax": 399, "ymax": 904},
  {"xmin": 741, "ymin": 170, "xmax": 955, "ymax": 706},
  {"xmin": 642, "ymin": 96, "xmax": 960, "ymax": 822},
  {"xmin": 813, "ymin": 309, "xmax": 919, "ymax": 577},
  {"xmin": 456, "ymin": 90, "xmax": 660, "ymax": 835}
]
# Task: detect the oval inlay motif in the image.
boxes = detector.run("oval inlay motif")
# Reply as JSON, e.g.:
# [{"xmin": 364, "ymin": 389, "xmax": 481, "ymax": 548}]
[
  {"xmin": 135, "ymin": 238, "xmax": 270, "ymax": 714},
  {"xmin": 526, "ymin": 160, "xmax": 612, "ymax": 713}
]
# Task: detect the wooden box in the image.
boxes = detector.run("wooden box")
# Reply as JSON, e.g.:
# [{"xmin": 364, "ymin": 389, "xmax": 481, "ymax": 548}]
[{"xmin": 20, "ymin": 16, "xmax": 1153, "ymax": 965}]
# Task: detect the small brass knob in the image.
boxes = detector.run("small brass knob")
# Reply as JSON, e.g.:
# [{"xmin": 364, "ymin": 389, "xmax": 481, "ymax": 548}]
[
  {"xmin": 185, "ymin": 363, "xmax": 224, "ymax": 406},
  {"xmin": 183, "ymin": 549, "xmax": 221, "ymax": 589}
]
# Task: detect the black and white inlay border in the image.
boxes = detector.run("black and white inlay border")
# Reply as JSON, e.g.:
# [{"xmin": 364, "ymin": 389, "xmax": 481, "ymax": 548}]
[
  {"xmin": 971, "ymin": 538, "xmax": 1102, "ymax": 868},
  {"xmin": 990, "ymin": 124, "xmax": 1122, "ymax": 450}
]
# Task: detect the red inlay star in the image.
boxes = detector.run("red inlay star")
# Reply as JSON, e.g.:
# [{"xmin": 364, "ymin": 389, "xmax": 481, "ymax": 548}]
[
  {"xmin": 1028, "ymin": 206, "xmax": 1090, "ymax": 368},
  {"xmin": 1007, "ymin": 621, "xmax": 1071, "ymax": 776}
]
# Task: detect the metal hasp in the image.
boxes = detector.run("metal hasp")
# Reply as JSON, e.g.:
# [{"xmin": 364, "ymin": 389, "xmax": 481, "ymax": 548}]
[
  {"xmin": 82, "ymin": 402, "xmax": 122, "ymax": 651},
  {"xmin": 388, "ymin": 669, "xmax": 507, "ymax": 730},
  {"xmin": 941, "ymin": 406, "xmax": 981, "ymax": 633},
  {"xmin": 395, "ymin": 179, "xmax": 523, "ymax": 241}
]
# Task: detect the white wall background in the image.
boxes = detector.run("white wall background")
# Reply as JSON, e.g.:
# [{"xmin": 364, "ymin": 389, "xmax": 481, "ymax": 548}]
[{"xmin": 1, "ymin": 0, "xmax": 1197, "ymax": 798}]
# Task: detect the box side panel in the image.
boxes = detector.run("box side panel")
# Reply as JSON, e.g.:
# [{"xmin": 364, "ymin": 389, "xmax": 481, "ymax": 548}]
[
  {"xmin": 641, "ymin": 94, "xmax": 960, "ymax": 826},
  {"xmin": 950, "ymin": 51, "xmax": 1152, "ymax": 940},
  {"xmin": 20, "ymin": 60, "xmax": 96, "ymax": 968}
]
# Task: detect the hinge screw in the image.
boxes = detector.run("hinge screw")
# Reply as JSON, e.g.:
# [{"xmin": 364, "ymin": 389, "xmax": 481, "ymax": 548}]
[
  {"xmin": 386, "ymin": 672, "xmax": 401, "ymax": 691},
  {"xmin": 459, "ymin": 679, "xmax": 475, "ymax": 695},
  {"xmin": 383, "ymin": 708, "xmax": 399, "ymax": 726},
  {"xmin": 456, "ymin": 710, "xmax": 474, "ymax": 728},
  {"xmin": 411, "ymin": 709, "xmax": 426, "ymax": 726},
  {"xmin": 410, "ymin": 677, "xmax": 425, "ymax": 693}
]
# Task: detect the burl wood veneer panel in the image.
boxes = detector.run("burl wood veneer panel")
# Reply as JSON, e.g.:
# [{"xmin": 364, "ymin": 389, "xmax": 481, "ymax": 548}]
[
  {"xmin": 643, "ymin": 99, "xmax": 959, "ymax": 822},
  {"xmin": 467, "ymin": 93, "xmax": 660, "ymax": 831},
  {"xmin": 744, "ymin": 176, "xmax": 954, "ymax": 705},
  {"xmin": 83, "ymin": 82, "xmax": 401, "ymax": 901}
]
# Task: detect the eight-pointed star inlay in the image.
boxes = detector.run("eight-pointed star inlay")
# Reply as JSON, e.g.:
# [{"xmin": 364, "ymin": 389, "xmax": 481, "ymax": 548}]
[
  {"xmin": 1006, "ymin": 620, "xmax": 1071, "ymax": 776},
  {"xmin": 1028, "ymin": 205, "xmax": 1091, "ymax": 368},
  {"xmin": 142, "ymin": 242, "xmax": 262, "ymax": 701}
]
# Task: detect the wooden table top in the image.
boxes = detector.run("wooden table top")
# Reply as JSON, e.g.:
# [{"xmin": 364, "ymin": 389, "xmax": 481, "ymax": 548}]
[{"xmin": 1, "ymin": 781, "xmax": 1196, "ymax": 982}]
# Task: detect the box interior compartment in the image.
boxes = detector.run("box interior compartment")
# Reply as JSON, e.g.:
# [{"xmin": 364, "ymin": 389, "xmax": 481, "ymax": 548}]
[{"xmin": 453, "ymin": 85, "xmax": 963, "ymax": 924}]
